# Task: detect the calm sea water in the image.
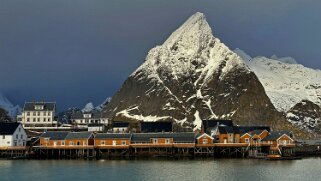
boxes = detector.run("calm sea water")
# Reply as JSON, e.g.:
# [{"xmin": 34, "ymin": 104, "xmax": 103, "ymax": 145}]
[{"xmin": 1, "ymin": 158, "xmax": 321, "ymax": 181}]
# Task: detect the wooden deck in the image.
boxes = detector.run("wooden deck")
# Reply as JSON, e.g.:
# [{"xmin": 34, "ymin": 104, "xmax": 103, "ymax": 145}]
[{"xmin": 0, "ymin": 146, "xmax": 27, "ymax": 150}]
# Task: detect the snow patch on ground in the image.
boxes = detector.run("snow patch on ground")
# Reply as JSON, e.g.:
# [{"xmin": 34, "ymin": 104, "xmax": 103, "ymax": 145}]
[{"xmin": 193, "ymin": 110, "xmax": 202, "ymax": 131}]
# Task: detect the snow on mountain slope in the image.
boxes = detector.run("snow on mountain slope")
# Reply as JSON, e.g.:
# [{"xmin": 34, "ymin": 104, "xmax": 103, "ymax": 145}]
[
  {"xmin": 0, "ymin": 93, "xmax": 21, "ymax": 117},
  {"xmin": 104, "ymin": 12, "xmax": 302, "ymax": 134},
  {"xmin": 235, "ymin": 49, "xmax": 321, "ymax": 112},
  {"xmin": 133, "ymin": 12, "xmax": 249, "ymax": 84}
]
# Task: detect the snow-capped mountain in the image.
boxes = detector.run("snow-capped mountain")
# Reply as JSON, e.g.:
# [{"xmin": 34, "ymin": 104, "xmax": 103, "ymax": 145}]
[
  {"xmin": 82, "ymin": 102, "xmax": 95, "ymax": 112},
  {"xmin": 0, "ymin": 93, "xmax": 21, "ymax": 117},
  {"xmin": 103, "ymin": 12, "xmax": 305, "ymax": 136},
  {"xmin": 235, "ymin": 49, "xmax": 321, "ymax": 134},
  {"xmin": 82, "ymin": 97, "xmax": 112, "ymax": 112}
]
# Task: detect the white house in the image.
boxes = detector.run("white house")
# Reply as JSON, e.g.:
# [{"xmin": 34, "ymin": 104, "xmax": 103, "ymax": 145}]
[
  {"xmin": 71, "ymin": 110, "xmax": 108, "ymax": 128},
  {"xmin": 88, "ymin": 124, "xmax": 106, "ymax": 132},
  {"xmin": 112, "ymin": 122, "xmax": 130, "ymax": 133},
  {"xmin": 0, "ymin": 123, "xmax": 27, "ymax": 147},
  {"xmin": 17, "ymin": 101, "xmax": 57, "ymax": 128}
]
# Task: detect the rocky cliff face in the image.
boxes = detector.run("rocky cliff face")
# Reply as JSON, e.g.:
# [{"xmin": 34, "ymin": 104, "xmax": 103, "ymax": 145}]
[
  {"xmin": 103, "ymin": 12, "xmax": 310, "ymax": 137},
  {"xmin": 287, "ymin": 100, "xmax": 321, "ymax": 134}
]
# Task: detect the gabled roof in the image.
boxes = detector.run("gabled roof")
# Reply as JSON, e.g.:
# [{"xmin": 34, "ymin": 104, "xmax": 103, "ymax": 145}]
[
  {"xmin": 250, "ymin": 129, "xmax": 268, "ymax": 136},
  {"xmin": 41, "ymin": 131, "xmax": 69, "ymax": 140},
  {"xmin": 0, "ymin": 123, "xmax": 21, "ymax": 135},
  {"xmin": 24, "ymin": 102, "xmax": 56, "ymax": 111},
  {"xmin": 240, "ymin": 133, "xmax": 252, "ymax": 138},
  {"xmin": 202, "ymin": 120, "xmax": 234, "ymax": 132},
  {"xmin": 95, "ymin": 133, "xmax": 131, "ymax": 139},
  {"xmin": 196, "ymin": 133, "xmax": 214, "ymax": 140},
  {"xmin": 262, "ymin": 131, "xmax": 293, "ymax": 141},
  {"xmin": 65, "ymin": 132, "xmax": 93, "ymax": 140},
  {"xmin": 113, "ymin": 122, "xmax": 129, "ymax": 128},
  {"xmin": 140, "ymin": 121, "xmax": 173, "ymax": 133}
]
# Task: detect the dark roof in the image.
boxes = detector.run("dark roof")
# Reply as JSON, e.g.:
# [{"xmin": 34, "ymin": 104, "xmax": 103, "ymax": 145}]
[
  {"xmin": 41, "ymin": 131, "xmax": 69, "ymax": 140},
  {"xmin": 251, "ymin": 129, "xmax": 267, "ymax": 136},
  {"xmin": 202, "ymin": 120, "xmax": 234, "ymax": 132},
  {"xmin": 131, "ymin": 133, "xmax": 172, "ymax": 142},
  {"xmin": 131, "ymin": 133, "xmax": 196, "ymax": 143},
  {"xmin": 95, "ymin": 133, "xmax": 131, "ymax": 139},
  {"xmin": 262, "ymin": 131, "xmax": 293, "ymax": 141},
  {"xmin": 65, "ymin": 132, "xmax": 93, "ymax": 139},
  {"xmin": 24, "ymin": 102, "xmax": 56, "ymax": 111},
  {"xmin": 238, "ymin": 126, "xmax": 271, "ymax": 134},
  {"xmin": 71, "ymin": 110, "xmax": 105, "ymax": 119},
  {"xmin": 171, "ymin": 133, "xmax": 195, "ymax": 142},
  {"xmin": 217, "ymin": 126, "xmax": 240, "ymax": 134},
  {"xmin": 140, "ymin": 122, "xmax": 173, "ymax": 133},
  {"xmin": 88, "ymin": 123, "xmax": 105, "ymax": 127},
  {"xmin": 113, "ymin": 122, "xmax": 129, "ymax": 128},
  {"xmin": 0, "ymin": 123, "xmax": 21, "ymax": 135}
]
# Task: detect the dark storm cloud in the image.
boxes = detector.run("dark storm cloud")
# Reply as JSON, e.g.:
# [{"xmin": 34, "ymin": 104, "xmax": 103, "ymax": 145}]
[{"xmin": 0, "ymin": 0, "xmax": 321, "ymax": 110}]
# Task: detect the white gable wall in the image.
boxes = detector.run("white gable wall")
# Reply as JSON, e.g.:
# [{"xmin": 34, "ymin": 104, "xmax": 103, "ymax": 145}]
[{"xmin": 0, "ymin": 124, "xmax": 27, "ymax": 147}]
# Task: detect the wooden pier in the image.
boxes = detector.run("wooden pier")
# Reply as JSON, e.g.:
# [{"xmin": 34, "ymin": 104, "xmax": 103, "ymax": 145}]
[{"xmin": 0, "ymin": 146, "xmax": 28, "ymax": 158}]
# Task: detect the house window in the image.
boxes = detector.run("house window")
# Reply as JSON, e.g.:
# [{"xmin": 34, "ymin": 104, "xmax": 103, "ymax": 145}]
[
  {"xmin": 202, "ymin": 138, "xmax": 208, "ymax": 144},
  {"xmin": 27, "ymin": 118, "xmax": 30, "ymax": 122},
  {"xmin": 33, "ymin": 118, "xmax": 36, "ymax": 122},
  {"xmin": 152, "ymin": 139, "xmax": 158, "ymax": 144},
  {"xmin": 19, "ymin": 127, "xmax": 21, "ymax": 132},
  {"xmin": 83, "ymin": 141, "xmax": 87, "ymax": 146},
  {"xmin": 43, "ymin": 118, "xmax": 46, "ymax": 122},
  {"xmin": 245, "ymin": 138, "xmax": 250, "ymax": 143},
  {"xmin": 37, "ymin": 112, "xmax": 40, "ymax": 116},
  {"xmin": 100, "ymin": 141, "xmax": 105, "ymax": 145},
  {"xmin": 121, "ymin": 140, "xmax": 126, "ymax": 145},
  {"xmin": 33, "ymin": 112, "xmax": 36, "ymax": 116},
  {"xmin": 48, "ymin": 112, "xmax": 51, "ymax": 116},
  {"xmin": 37, "ymin": 118, "xmax": 40, "ymax": 122},
  {"xmin": 16, "ymin": 134, "xmax": 18, "ymax": 139},
  {"xmin": 43, "ymin": 112, "xmax": 46, "ymax": 116},
  {"xmin": 77, "ymin": 141, "xmax": 80, "ymax": 146},
  {"xmin": 27, "ymin": 112, "xmax": 30, "ymax": 116},
  {"xmin": 21, "ymin": 135, "xmax": 23, "ymax": 139},
  {"xmin": 48, "ymin": 118, "xmax": 51, "ymax": 122},
  {"xmin": 165, "ymin": 139, "xmax": 170, "ymax": 144},
  {"xmin": 2, "ymin": 135, "xmax": 5, "ymax": 139},
  {"xmin": 61, "ymin": 141, "xmax": 65, "ymax": 146},
  {"xmin": 70, "ymin": 141, "xmax": 74, "ymax": 145}
]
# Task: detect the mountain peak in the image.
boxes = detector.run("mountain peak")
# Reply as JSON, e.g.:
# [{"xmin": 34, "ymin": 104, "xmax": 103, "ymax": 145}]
[{"xmin": 163, "ymin": 12, "xmax": 213, "ymax": 48}]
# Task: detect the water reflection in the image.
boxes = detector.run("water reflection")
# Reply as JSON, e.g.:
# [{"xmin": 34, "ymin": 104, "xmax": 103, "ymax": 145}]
[{"xmin": 0, "ymin": 158, "xmax": 320, "ymax": 181}]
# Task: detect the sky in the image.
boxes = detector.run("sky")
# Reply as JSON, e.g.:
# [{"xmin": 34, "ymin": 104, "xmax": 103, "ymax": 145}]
[{"xmin": 1, "ymin": 0, "xmax": 321, "ymax": 111}]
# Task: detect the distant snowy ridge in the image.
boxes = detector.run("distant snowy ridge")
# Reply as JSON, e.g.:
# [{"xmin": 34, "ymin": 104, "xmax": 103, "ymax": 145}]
[
  {"xmin": 0, "ymin": 93, "xmax": 21, "ymax": 117},
  {"xmin": 234, "ymin": 48, "xmax": 321, "ymax": 112},
  {"xmin": 82, "ymin": 97, "xmax": 112, "ymax": 112}
]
